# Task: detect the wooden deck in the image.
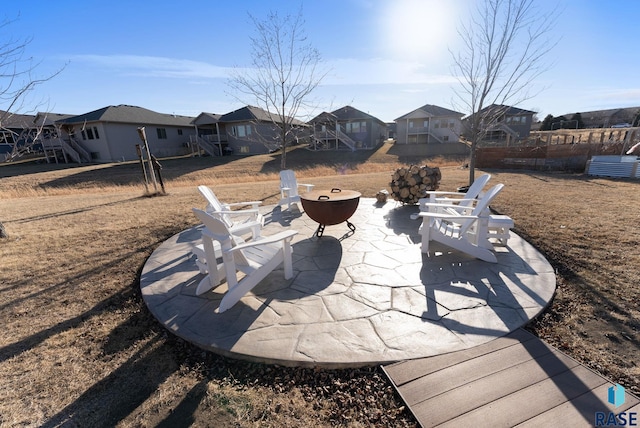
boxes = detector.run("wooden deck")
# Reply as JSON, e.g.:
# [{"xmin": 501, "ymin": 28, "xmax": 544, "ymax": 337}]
[{"xmin": 382, "ymin": 329, "xmax": 639, "ymax": 427}]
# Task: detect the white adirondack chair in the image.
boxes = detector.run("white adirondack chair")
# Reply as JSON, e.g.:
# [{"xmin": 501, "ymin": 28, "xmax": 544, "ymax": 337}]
[
  {"xmin": 418, "ymin": 183, "xmax": 505, "ymax": 263},
  {"xmin": 192, "ymin": 185, "xmax": 265, "ymax": 274},
  {"xmin": 419, "ymin": 173, "xmax": 492, "ymax": 214},
  {"xmin": 192, "ymin": 208, "xmax": 298, "ymax": 313},
  {"xmin": 277, "ymin": 170, "xmax": 314, "ymax": 211},
  {"xmin": 198, "ymin": 185, "xmax": 264, "ymax": 238}
]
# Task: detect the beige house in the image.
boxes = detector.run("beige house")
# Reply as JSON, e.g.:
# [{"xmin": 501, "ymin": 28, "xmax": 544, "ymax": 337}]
[{"xmin": 394, "ymin": 104, "xmax": 464, "ymax": 144}]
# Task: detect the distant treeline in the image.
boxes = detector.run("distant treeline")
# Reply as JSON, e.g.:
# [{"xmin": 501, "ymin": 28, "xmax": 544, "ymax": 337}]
[{"xmin": 540, "ymin": 111, "xmax": 640, "ymax": 130}]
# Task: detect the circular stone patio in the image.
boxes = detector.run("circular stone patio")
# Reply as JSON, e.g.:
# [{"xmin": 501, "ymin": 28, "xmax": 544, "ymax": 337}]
[{"xmin": 140, "ymin": 198, "xmax": 556, "ymax": 368}]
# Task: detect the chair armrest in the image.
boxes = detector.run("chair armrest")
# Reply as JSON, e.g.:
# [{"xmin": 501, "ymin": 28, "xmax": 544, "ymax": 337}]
[
  {"xmin": 226, "ymin": 230, "xmax": 298, "ymax": 252},
  {"xmin": 298, "ymin": 184, "xmax": 315, "ymax": 192},
  {"xmin": 418, "ymin": 202, "xmax": 476, "ymax": 211},
  {"xmin": 225, "ymin": 201, "xmax": 262, "ymax": 208},
  {"xmin": 432, "ymin": 197, "xmax": 476, "ymax": 203},
  {"xmin": 418, "ymin": 212, "xmax": 481, "ymax": 221},
  {"xmin": 424, "ymin": 190, "xmax": 465, "ymax": 196},
  {"xmin": 210, "ymin": 208, "xmax": 260, "ymax": 216}
]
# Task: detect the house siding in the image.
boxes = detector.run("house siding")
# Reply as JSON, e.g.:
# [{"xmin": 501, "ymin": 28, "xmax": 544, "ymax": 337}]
[
  {"xmin": 340, "ymin": 120, "xmax": 386, "ymax": 148},
  {"xmin": 395, "ymin": 116, "xmax": 462, "ymax": 144},
  {"xmin": 70, "ymin": 122, "xmax": 190, "ymax": 162},
  {"xmin": 222, "ymin": 121, "xmax": 277, "ymax": 155}
]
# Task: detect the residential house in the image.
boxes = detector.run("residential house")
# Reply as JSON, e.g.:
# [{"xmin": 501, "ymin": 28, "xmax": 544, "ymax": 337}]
[
  {"xmin": 191, "ymin": 112, "xmax": 224, "ymax": 156},
  {"xmin": 0, "ymin": 110, "xmax": 37, "ymax": 158},
  {"xmin": 214, "ymin": 105, "xmax": 307, "ymax": 155},
  {"xmin": 463, "ymin": 104, "xmax": 535, "ymax": 142},
  {"xmin": 1, "ymin": 110, "xmax": 73, "ymax": 161},
  {"xmin": 394, "ymin": 104, "xmax": 464, "ymax": 145},
  {"xmin": 309, "ymin": 105, "xmax": 387, "ymax": 151},
  {"xmin": 55, "ymin": 105, "xmax": 195, "ymax": 163}
]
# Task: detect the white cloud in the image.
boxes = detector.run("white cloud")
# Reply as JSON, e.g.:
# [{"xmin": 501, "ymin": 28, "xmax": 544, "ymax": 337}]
[{"xmin": 69, "ymin": 54, "xmax": 231, "ymax": 79}]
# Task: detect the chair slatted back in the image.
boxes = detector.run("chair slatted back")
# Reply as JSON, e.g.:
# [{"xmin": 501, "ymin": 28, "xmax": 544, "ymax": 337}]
[
  {"xmin": 197, "ymin": 185, "xmax": 234, "ymax": 228},
  {"xmin": 458, "ymin": 183, "xmax": 504, "ymax": 235},
  {"xmin": 279, "ymin": 170, "xmax": 299, "ymax": 196},
  {"xmin": 192, "ymin": 208, "xmax": 250, "ymax": 266}
]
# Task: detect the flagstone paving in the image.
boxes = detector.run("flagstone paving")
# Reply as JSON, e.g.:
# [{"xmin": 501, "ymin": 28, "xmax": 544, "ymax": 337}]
[{"xmin": 140, "ymin": 198, "xmax": 556, "ymax": 368}]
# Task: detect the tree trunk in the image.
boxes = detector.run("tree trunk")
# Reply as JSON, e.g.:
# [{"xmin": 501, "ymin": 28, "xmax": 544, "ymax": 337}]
[{"xmin": 468, "ymin": 139, "xmax": 477, "ymax": 186}]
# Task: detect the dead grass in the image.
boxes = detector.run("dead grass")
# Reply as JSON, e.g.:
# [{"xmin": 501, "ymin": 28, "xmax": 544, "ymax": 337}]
[{"xmin": 0, "ymin": 144, "xmax": 638, "ymax": 426}]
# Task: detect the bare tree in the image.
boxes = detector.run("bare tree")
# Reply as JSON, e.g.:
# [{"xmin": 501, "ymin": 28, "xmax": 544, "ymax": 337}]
[
  {"xmin": 451, "ymin": 0, "xmax": 556, "ymax": 184},
  {"xmin": 228, "ymin": 8, "xmax": 326, "ymax": 170},
  {"xmin": 0, "ymin": 16, "xmax": 64, "ymax": 238}
]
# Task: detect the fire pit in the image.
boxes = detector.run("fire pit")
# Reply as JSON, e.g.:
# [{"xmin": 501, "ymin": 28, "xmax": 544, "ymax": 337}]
[{"xmin": 300, "ymin": 188, "xmax": 361, "ymax": 237}]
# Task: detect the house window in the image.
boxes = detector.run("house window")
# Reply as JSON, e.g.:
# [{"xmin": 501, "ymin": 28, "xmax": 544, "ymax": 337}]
[
  {"xmin": 448, "ymin": 121, "xmax": 455, "ymax": 129},
  {"xmin": 409, "ymin": 121, "xmax": 414, "ymax": 128},
  {"xmin": 239, "ymin": 146, "xmax": 250, "ymax": 153},
  {"xmin": 346, "ymin": 121, "xmax": 366, "ymax": 133},
  {"xmin": 433, "ymin": 120, "xmax": 440, "ymax": 129},
  {"xmin": 81, "ymin": 130, "xmax": 86, "ymax": 140},
  {"xmin": 423, "ymin": 120, "xmax": 429, "ymax": 128},
  {"xmin": 443, "ymin": 136, "xmax": 449, "ymax": 142},
  {"xmin": 157, "ymin": 128, "xmax": 167, "ymax": 139},
  {"xmin": 177, "ymin": 129, "xmax": 183, "ymax": 136},
  {"xmin": 86, "ymin": 128, "xmax": 94, "ymax": 139},
  {"xmin": 320, "ymin": 125, "xmax": 326, "ymax": 132},
  {"xmin": 233, "ymin": 125, "xmax": 252, "ymax": 138}
]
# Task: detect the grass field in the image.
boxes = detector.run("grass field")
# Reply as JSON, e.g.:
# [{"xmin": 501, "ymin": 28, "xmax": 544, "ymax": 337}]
[{"xmin": 0, "ymin": 144, "xmax": 638, "ymax": 427}]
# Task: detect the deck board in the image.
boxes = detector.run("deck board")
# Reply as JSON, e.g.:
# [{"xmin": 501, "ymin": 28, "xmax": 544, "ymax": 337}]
[{"xmin": 382, "ymin": 328, "xmax": 640, "ymax": 427}]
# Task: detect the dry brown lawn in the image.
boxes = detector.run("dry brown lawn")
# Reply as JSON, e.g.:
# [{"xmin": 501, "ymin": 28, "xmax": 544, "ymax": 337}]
[{"xmin": 0, "ymin": 144, "xmax": 638, "ymax": 427}]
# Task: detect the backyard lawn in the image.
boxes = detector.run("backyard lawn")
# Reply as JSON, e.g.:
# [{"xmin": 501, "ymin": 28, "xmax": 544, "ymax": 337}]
[{"xmin": 0, "ymin": 145, "xmax": 637, "ymax": 427}]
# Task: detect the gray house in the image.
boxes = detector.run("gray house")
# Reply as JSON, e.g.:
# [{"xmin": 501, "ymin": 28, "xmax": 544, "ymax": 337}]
[
  {"xmin": 463, "ymin": 104, "xmax": 535, "ymax": 142},
  {"xmin": 191, "ymin": 112, "xmax": 224, "ymax": 156},
  {"xmin": 213, "ymin": 105, "xmax": 307, "ymax": 155},
  {"xmin": 55, "ymin": 105, "xmax": 194, "ymax": 163},
  {"xmin": 394, "ymin": 104, "xmax": 464, "ymax": 144},
  {"xmin": 1, "ymin": 110, "xmax": 75, "ymax": 161},
  {"xmin": 1, "ymin": 111, "xmax": 38, "ymax": 158},
  {"xmin": 309, "ymin": 105, "xmax": 387, "ymax": 151}
]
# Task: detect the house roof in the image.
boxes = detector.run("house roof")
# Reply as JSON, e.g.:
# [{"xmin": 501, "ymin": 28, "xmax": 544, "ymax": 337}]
[
  {"xmin": 478, "ymin": 104, "xmax": 536, "ymax": 116},
  {"xmin": 34, "ymin": 112, "xmax": 75, "ymax": 127},
  {"xmin": 0, "ymin": 110, "xmax": 36, "ymax": 129},
  {"xmin": 192, "ymin": 112, "xmax": 222, "ymax": 126},
  {"xmin": 218, "ymin": 105, "xmax": 306, "ymax": 126},
  {"xmin": 394, "ymin": 104, "xmax": 464, "ymax": 121},
  {"xmin": 56, "ymin": 105, "xmax": 195, "ymax": 127},
  {"xmin": 326, "ymin": 105, "xmax": 386, "ymax": 126},
  {"xmin": 308, "ymin": 111, "xmax": 338, "ymax": 123}
]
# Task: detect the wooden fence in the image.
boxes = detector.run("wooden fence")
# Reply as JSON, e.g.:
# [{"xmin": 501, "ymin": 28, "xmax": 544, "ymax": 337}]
[
  {"xmin": 476, "ymin": 128, "xmax": 638, "ymax": 171},
  {"xmin": 476, "ymin": 142, "xmax": 630, "ymax": 171}
]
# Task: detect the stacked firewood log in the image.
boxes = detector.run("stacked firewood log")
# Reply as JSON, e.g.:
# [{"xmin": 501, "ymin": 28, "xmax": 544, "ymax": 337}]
[{"xmin": 389, "ymin": 165, "xmax": 441, "ymax": 204}]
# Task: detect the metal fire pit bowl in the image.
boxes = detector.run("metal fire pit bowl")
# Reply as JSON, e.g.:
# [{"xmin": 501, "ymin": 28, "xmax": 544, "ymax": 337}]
[{"xmin": 300, "ymin": 188, "xmax": 361, "ymax": 237}]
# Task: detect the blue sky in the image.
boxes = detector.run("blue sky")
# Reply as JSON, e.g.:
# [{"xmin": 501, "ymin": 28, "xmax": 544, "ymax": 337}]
[{"xmin": 4, "ymin": 0, "xmax": 640, "ymax": 122}]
